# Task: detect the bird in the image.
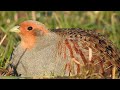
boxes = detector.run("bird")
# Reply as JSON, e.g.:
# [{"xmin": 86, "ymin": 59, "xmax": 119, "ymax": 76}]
[{"xmin": 8, "ymin": 20, "xmax": 120, "ymax": 79}]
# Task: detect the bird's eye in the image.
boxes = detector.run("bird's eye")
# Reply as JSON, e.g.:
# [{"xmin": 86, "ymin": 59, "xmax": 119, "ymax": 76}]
[{"xmin": 27, "ymin": 26, "xmax": 33, "ymax": 31}]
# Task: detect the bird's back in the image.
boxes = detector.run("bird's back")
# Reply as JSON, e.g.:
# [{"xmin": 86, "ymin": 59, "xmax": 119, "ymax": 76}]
[{"xmin": 51, "ymin": 28, "xmax": 120, "ymax": 78}]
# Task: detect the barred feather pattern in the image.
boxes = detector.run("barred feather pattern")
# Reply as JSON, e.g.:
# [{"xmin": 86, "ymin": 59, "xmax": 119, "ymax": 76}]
[{"xmin": 53, "ymin": 28, "xmax": 120, "ymax": 78}]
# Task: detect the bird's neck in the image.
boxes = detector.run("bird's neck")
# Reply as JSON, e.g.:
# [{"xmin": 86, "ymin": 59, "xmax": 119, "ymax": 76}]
[
  {"xmin": 20, "ymin": 32, "xmax": 60, "ymax": 50},
  {"xmin": 34, "ymin": 32, "xmax": 60, "ymax": 49},
  {"xmin": 20, "ymin": 35, "xmax": 36, "ymax": 49}
]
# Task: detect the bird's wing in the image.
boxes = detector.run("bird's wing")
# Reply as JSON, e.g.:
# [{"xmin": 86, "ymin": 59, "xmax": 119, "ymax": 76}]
[{"xmin": 51, "ymin": 28, "xmax": 120, "ymax": 75}]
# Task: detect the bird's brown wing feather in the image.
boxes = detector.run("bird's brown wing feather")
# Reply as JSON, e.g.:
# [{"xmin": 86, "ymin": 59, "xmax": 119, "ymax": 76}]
[{"xmin": 51, "ymin": 28, "xmax": 120, "ymax": 77}]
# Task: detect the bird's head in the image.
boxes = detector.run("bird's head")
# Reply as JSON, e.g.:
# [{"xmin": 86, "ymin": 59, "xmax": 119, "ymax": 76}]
[
  {"xmin": 10, "ymin": 20, "xmax": 49, "ymax": 49},
  {"xmin": 10, "ymin": 20, "xmax": 49, "ymax": 36}
]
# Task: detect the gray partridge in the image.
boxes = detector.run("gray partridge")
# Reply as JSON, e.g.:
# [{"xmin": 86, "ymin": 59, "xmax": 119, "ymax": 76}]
[{"xmin": 9, "ymin": 20, "xmax": 120, "ymax": 79}]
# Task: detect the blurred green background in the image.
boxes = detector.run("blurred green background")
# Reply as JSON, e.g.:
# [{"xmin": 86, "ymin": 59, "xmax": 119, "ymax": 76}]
[{"xmin": 0, "ymin": 11, "xmax": 120, "ymax": 69}]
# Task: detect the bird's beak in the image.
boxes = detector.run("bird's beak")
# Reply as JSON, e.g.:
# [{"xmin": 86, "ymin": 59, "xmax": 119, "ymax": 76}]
[{"xmin": 9, "ymin": 26, "xmax": 20, "ymax": 33}]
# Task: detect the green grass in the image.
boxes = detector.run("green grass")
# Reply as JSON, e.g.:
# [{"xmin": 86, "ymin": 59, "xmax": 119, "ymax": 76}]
[{"xmin": 0, "ymin": 11, "xmax": 120, "ymax": 79}]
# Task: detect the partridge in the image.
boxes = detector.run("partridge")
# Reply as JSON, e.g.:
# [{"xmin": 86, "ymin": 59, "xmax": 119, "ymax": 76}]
[{"xmin": 9, "ymin": 20, "xmax": 120, "ymax": 78}]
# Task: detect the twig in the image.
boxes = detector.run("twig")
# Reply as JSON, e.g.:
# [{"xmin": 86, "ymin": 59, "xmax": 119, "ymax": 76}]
[
  {"xmin": 0, "ymin": 34, "xmax": 7, "ymax": 46},
  {"xmin": 31, "ymin": 11, "xmax": 36, "ymax": 21},
  {"xmin": 112, "ymin": 66, "xmax": 116, "ymax": 79}
]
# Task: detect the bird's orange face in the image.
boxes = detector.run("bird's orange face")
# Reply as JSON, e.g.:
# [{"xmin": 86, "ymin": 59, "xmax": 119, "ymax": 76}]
[
  {"xmin": 10, "ymin": 20, "xmax": 49, "ymax": 49},
  {"xmin": 19, "ymin": 20, "xmax": 48, "ymax": 36}
]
